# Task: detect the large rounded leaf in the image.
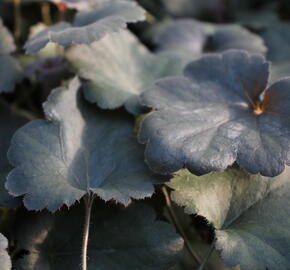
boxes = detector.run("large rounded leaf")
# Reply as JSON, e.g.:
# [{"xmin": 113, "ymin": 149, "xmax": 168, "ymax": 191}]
[
  {"xmin": 0, "ymin": 233, "xmax": 11, "ymax": 270},
  {"xmin": 6, "ymin": 78, "xmax": 155, "ymax": 212},
  {"xmin": 167, "ymin": 168, "xmax": 290, "ymax": 270},
  {"xmin": 24, "ymin": 0, "xmax": 145, "ymax": 54},
  {"xmin": 139, "ymin": 50, "xmax": 290, "ymax": 177},
  {"xmin": 155, "ymin": 20, "xmax": 266, "ymax": 56},
  {"xmin": 0, "ymin": 103, "xmax": 26, "ymax": 208},
  {"xmin": 67, "ymin": 30, "xmax": 189, "ymax": 115},
  {"xmin": 14, "ymin": 202, "xmax": 183, "ymax": 270}
]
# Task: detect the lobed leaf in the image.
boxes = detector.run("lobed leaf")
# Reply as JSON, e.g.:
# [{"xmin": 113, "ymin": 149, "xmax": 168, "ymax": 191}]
[
  {"xmin": 14, "ymin": 202, "xmax": 183, "ymax": 270},
  {"xmin": 167, "ymin": 168, "xmax": 290, "ymax": 270},
  {"xmin": 155, "ymin": 20, "xmax": 266, "ymax": 56},
  {"xmin": 24, "ymin": 0, "xmax": 145, "ymax": 54},
  {"xmin": 6, "ymin": 77, "xmax": 155, "ymax": 212},
  {"xmin": 139, "ymin": 49, "xmax": 290, "ymax": 177},
  {"xmin": 67, "ymin": 30, "xmax": 189, "ymax": 115}
]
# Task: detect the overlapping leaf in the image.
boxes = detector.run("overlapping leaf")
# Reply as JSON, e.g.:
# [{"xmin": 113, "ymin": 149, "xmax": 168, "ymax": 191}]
[
  {"xmin": 24, "ymin": 0, "xmax": 145, "ymax": 54},
  {"xmin": 0, "ymin": 103, "xmax": 26, "ymax": 208},
  {"xmin": 262, "ymin": 22, "xmax": 290, "ymax": 82},
  {"xmin": 6, "ymin": 77, "xmax": 155, "ymax": 212},
  {"xmin": 67, "ymin": 30, "xmax": 189, "ymax": 115},
  {"xmin": 155, "ymin": 20, "xmax": 266, "ymax": 56},
  {"xmin": 161, "ymin": 0, "xmax": 223, "ymax": 19},
  {"xmin": 139, "ymin": 50, "xmax": 290, "ymax": 177},
  {"xmin": 167, "ymin": 168, "xmax": 290, "ymax": 270},
  {"xmin": 0, "ymin": 18, "xmax": 22, "ymax": 93},
  {"xmin": 0, "ymin": 233, "xmax": 11, "ymax": 270},
  {"xmin": 14, "ymin": 202, "xmax": 183, "ymax": 269}
]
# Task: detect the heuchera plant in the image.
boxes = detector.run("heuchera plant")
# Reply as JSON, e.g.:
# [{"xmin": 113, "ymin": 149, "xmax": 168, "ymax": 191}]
[{"xmin": 1, "ymin": 0, "xmax": 290, "ymax": 270}]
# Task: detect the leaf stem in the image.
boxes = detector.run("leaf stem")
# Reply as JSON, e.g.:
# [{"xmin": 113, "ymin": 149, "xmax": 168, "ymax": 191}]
[
  {"xmin": 41, "ymin": 2, "xmax": 52, "ymax": 25},
  {"xmin": 161, "ymin": 186, "xmax": 205, "ymax": 267},
  {"xmin": 82, "ymin": 194, "xmax": 95, "ymax": 270},
  {"xmin": 197, "ymin": 243, "xmax": 215, "ymax": 270},
  {"xmin": 13, "ymin": 0, "xmax": 21, "ymax": 40}
]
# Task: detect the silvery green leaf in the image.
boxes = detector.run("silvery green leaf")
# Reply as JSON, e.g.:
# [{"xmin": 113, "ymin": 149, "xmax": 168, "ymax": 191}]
[
  {"xmin": 167, "ymin": 168, "xmax": 290, "ymax": 270},
  {"xmin": 67, "ymin": 30, "xmax": 189, "ymax": 115},
  {"xmin": 155, "ymin": 20, "xmax": 266, "ymax": 56},
  {"xmin": 139, "ymin": 50, "xmax": 290, "ymax": 177},
  {"xmin": 0, "ymin": 18, "xmax": 22, "ymax": 93},
  {"xmin": 14, "ymin": 202, "xmax": 183, "ymax": 270},
  {"xmin": 0, "ymin": 18, "xmax": 15, "ymax": 54},
  {"xmin": 0, "ymin": 233, "xmax": 11, "ymax": 270},
  {"xmin": 24, "ymin": 1, "xmax": 145, "ymax": 54},
  {"xmin": 6, "ymin": 77, "xmax": 155, "ymax": 212},
  {"xmin": 0, "ymin": 103, "xmax": 26, "ymax": 208}
]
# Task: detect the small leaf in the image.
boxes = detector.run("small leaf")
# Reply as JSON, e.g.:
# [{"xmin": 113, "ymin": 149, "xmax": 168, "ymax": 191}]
[
  {"xmin": 0, "ymin": 233, "xmax": 11, "ymax": 270},
  {"xmin": 155, "ymin": 20, "xmax": 266, "ymax": 56},
  {"xmin": 24, "ymin": 1, "xmax": 145, "ymax": 54},
  {"xmin": 6, "ymin": 77, "xmax": 155, "ymax": 212},
  {"xmin": 0, "ymin": 18, "xmax": 15, "ymax": 54},
  {"xmin": 167, "ymin": 168, "xmax": 290, "ymax": 270},
  {"xmin": 139, "ymin": 50, "xmax": 290, "ymax": 177},
  {"xmin": 0, "ymin": 19, "xmax": 22, "ymax": 93},
  {"xmin": 67, "ymin": 30, "xmax": 189, "ymax": 115},
  {"xmin": 0, "ymin": 103, "xmax": 26, "ymax": 208},
  {"xmin": 14, "ymin": 202, "xmax": 183, "ymax": 270}
]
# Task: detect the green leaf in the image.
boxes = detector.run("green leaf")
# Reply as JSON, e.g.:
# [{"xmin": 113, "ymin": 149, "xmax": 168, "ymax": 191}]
[
  {"xmin": 167, "ymin": 168, "xmax": 290, "ymax": 270},
  {"xmin": 14, "ymin": 202, "xmax": 183, "ymax": 269},
  {"xmin": 0, "ymin": 103, "xmax": 26, "ymax": 208},
  {"xmin": 6, "ymin": 77, "xmax": 155, "ymax": 212},
  {"xmin": 67, "ymin": 30, "xmax": 188, "ymax": 115},
  {"xmin": 0, "ymin": 233, "xmax": 11, "ymax": 270}
]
